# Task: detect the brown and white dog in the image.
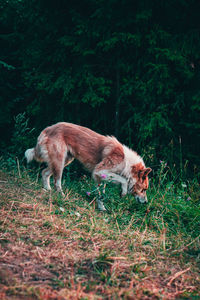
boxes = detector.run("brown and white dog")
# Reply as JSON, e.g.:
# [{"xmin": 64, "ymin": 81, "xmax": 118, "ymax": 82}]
[{"xmin": 25, "ymin": 122, "xmax": 151, "ymax": 210}]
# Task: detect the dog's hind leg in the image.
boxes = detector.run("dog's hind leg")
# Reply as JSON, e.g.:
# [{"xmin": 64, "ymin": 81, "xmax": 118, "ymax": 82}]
[
  {"xmin": 45, "ymin": 153, "xmax": 64, "ymax": 194},
  {"xmin": 50, "ymin": 161, "xmax": 65, "ymax": 194},
  {"xmin": 50, "ymin": 151, "xmax": 74, "ymax": 195},
  {"xmin": 42, "ymin": 167, "xmax": 52, "ymax": 190}
]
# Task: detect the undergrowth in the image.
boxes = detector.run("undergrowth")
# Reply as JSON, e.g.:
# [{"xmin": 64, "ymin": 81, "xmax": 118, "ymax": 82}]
[{"xmin": 0, "ymin": 157, "xmax": 199, "ymax": 299}]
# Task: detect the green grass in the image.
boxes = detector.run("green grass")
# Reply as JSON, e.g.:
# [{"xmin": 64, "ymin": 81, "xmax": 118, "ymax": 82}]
[{"xmin": 0, "ymin": 159, "xmax": 199, "ymax": 299}]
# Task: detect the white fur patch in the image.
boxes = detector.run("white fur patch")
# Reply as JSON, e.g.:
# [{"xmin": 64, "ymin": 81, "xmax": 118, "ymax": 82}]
[
  {"xmin": 121, "ymin": 146, "xmax": 145, "ymax": 191},
  {"xmin": 25, "ymin": 148, "xmax": 35, "ymax": 163},
  {"xmin": 123, "ymin": 145, "xmax": 144, "ymax": 166},
  {"xmin": 122, "ymin": 146, "xmax": 144, "ymax": 176}
]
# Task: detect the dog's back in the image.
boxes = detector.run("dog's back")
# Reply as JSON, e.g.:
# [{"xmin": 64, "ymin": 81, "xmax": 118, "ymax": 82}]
[{"xmin": 25, "ymin": 122, "xmax": 120, "ymax": 171}]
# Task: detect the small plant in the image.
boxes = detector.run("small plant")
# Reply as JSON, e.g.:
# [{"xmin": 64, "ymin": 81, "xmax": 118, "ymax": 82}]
[
  {"xmin": 86, "ymin": 181, "xmax": 106, "ymax": 198},
  {"xmin": 10, "ymin": 112, "xmax": 35, "ymax": 158},
  {"xmin": 85, "ymin": 174, "xmax": 113, "ymax": 211},
  {"xmin": 0, "ymin": 113, "xmax": 36, "ymax": 174}
]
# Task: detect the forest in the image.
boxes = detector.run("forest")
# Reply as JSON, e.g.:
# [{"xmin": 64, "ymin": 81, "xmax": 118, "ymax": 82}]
[{"xmin": 1, "ymin": 0, "xmax": 200, "ymax": 176}]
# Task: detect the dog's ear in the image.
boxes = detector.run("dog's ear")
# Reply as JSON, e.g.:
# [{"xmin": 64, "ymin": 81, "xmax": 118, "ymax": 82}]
[{"xmin": 139, "ymin": 167, "xmax": 152, "ymax": 181}]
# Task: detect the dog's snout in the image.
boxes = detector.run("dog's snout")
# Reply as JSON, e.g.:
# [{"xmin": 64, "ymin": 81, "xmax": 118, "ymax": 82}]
[{"xmin": 135, "ymin": 195, "xmax": 148, "ymax": 204}]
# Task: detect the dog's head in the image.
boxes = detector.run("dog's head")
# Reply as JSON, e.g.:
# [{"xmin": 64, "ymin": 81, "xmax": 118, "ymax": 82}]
[{"xmin": 129, "ymin": 163, "xmax": 152, "ymax": 203}]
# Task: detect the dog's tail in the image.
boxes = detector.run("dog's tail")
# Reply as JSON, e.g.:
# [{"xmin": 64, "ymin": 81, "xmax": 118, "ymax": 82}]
[{"xmin": 25, "ymin": 148, "xmax": 35, "ymax": 163}]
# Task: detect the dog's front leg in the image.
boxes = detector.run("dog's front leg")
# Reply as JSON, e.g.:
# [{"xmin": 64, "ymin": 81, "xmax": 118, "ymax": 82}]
[
  {"xmin": 121, "ymin": 181, "xmax": 128, "ymax": 197},
  {"xmin": 93, "ymin": 170, "xmax": 128, "ymax": 197}
]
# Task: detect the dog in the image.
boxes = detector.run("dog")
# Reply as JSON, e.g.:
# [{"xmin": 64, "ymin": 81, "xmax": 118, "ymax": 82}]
[{"xmin": 25, "ymin": 122, "xmax": 151, "ymax": 210}]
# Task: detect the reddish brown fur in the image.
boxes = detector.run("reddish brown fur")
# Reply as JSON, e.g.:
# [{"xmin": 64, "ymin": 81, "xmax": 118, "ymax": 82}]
[
  {"xmin": 94, "ymin": 146, "xmax": 124, "ymax": 171},
  {"xmin": 42, "ymin": 123, "xmax": 122, "ymax": 172},
  {"xmin": 131, "ymin": 163, "xmax": 151, "ymax": 200}
]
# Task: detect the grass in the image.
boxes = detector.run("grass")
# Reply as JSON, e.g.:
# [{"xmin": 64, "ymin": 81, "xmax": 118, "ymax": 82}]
[{"xmin": 0, "ymin": 160, "xmax": 199, "ymax": 299}]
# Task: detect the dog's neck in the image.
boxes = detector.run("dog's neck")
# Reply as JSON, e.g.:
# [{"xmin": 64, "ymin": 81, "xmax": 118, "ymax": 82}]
[{"xmin": 121, "ymin": 145, "xmax": 145, "ymax": 179}]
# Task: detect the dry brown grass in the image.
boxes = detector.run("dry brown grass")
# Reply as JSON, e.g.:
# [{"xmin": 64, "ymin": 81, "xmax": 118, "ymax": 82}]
[{"xmin": 0, "ymin": 170, "xmax": 199, "ymax": 299}]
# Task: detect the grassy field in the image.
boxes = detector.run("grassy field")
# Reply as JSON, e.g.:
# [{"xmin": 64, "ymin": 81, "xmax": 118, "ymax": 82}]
[{"xmin": 0, "ymin": 161, "xmax": 199, "ymax": 299}]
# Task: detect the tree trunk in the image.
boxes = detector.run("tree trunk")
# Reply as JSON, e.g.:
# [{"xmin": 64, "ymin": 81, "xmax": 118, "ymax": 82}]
[{"xmin": 115, "ymin": 63, "xmax": 120, "ymax": 138}]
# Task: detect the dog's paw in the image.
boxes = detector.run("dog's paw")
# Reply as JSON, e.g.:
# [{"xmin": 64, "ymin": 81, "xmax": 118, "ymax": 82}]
[{"xmin": 121, "ymin": 192, "xmax": 127, "ymax": 198}]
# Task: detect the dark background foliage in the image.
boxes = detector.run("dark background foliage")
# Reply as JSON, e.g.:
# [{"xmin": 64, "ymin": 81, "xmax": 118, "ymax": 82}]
[{"xmin": 1, "ymin": 0, "xmax": 200, "ymax": 177}]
